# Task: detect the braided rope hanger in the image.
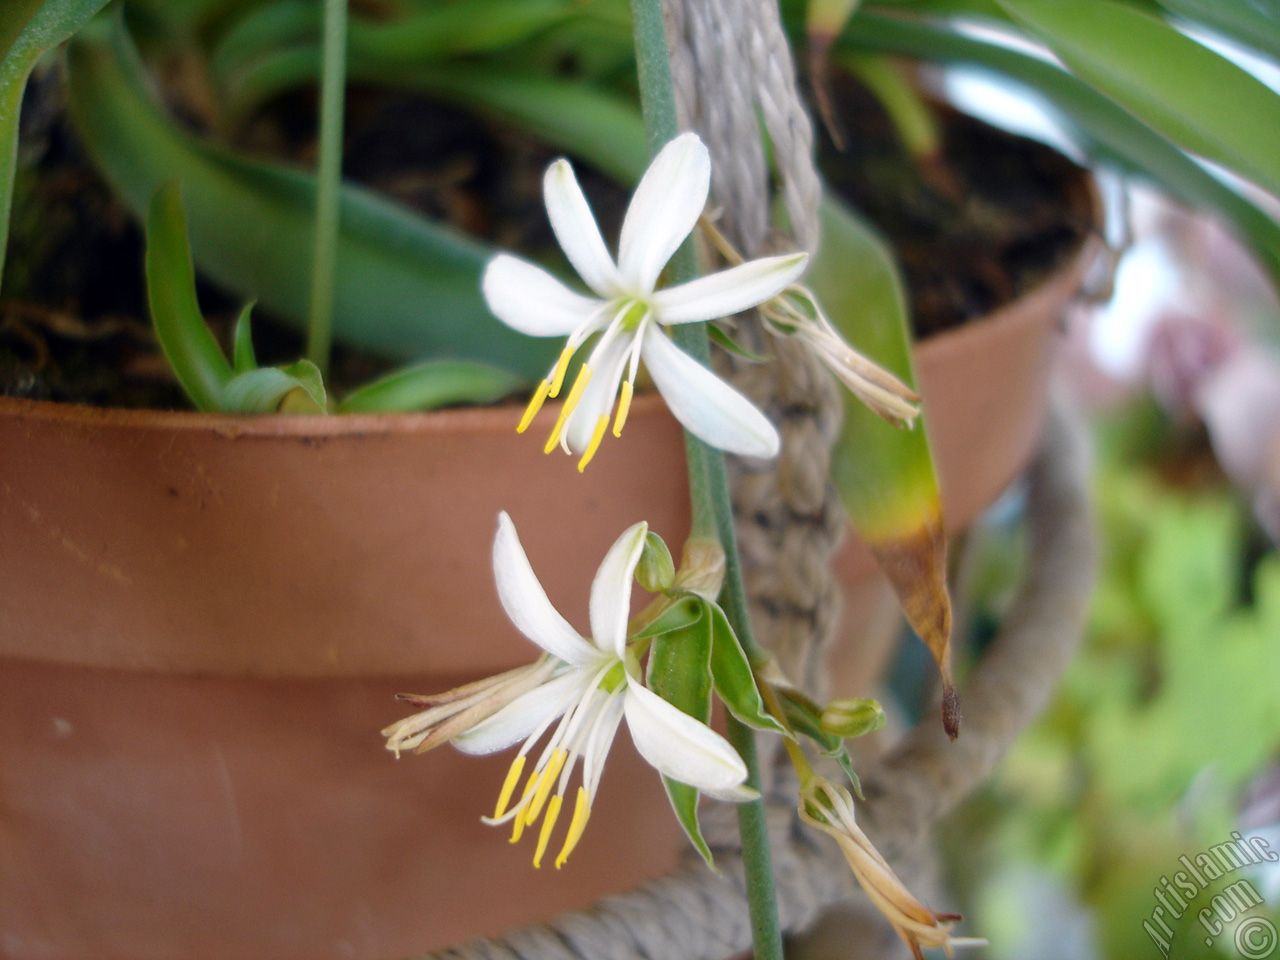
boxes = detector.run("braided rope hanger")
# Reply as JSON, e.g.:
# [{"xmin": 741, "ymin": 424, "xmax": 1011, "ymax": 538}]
[{"xmin": 413, "ymin": 0, "xmax": 1099, "ymax": 954}]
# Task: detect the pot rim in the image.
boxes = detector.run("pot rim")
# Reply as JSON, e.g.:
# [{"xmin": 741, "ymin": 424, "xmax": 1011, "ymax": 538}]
[{"xmin": 0, "ymin": 219, "xmax": 1102, "ymax": 435}]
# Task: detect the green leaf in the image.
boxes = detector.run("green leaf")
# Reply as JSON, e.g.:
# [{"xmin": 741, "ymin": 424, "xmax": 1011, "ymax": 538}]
[
  {"xmin": 222, "ymin": 48, "xmax": 652, "ymax": 187},
  {"xmin": 661, "ymin": 777, "xmax": 715, "ymax": 871},
  {"xmin": 707, "ymin": 323, "xmax": 770, "ymax": 363},
  {"xmin": 144, "ymin": 180, "xmax": 234, "ymax": 412},
  {"xmin": 841, "ymin": 12, "xmax": 1280, "ymax": 292},
  {"xmin": 276, "ymin": 358, "xmax": 327, "ymax": 411},
  {"xmin": 814, "ymin": 195, "xmax": 956, "ymax": 736},
  {"xmin": 337, "ymin": 359, "xmax": 522, "ymax": 413},
  {"xmin": 222, "ymin": 364, "xmax": 324, "ymax": 414},
  {"xmin": 1154, "ymin": 0, "xmax": 1280, "ymax": 62},
  {"xmin": 647, "ymin": 613, "xmax": 717, "ymax": 869},
  {"xmin": 631, "ymin": 595, "xmax": 705, "ymax": 641},
  {"xmin": 0, "ymin": 0, "xmax": 112, "ymax": 291},
  {"xmin": 996, "ymin": 0, "xmax": 1280, "ymax": 199},
  {"xmin": 209, "ymin": 0, "xmax": 319, "ymax": 91},
  {"xmin": 212, "ymin": 0, "xmax": 577, "ymax": 103},
  {"xmin": 231, "ymin": 301, "xmax": 257, "ymax": 374},
  {"xmin": 706, "ymin": 603, "xmax": 788, "ymax": 735},
  {"xmin": 65, "ymin": 19, "xmax": 556, "ymax": 377}
]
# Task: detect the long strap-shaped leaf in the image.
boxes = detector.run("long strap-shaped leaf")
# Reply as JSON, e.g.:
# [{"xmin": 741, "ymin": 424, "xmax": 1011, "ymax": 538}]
[
  {"xmin": 996, "ymin": 0, "xmax": 1280, "ymax": 200},
  {"xmin": 1154, "ymin": 0, "xmax": 1280, "ymax": 65},
  {"xmin": 0, "ymin": 0, "xmax": 112, "ymax": 292},
  {"xmin": 845, "ymin": 11, "xmax": 1280, "ymax": 296},
  {"xmin": 64, "ymin": 15, "xmax": 554, "ymax": 377},
  {"xmin": 810, "ymin": 198, "xmax": 957, "ymax": 737}
]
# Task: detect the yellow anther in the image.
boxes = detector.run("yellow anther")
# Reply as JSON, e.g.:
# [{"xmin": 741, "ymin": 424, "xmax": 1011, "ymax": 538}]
[
  {"xmin": 549, "ymin": 346, "xmax": 575, "ymax": 398},
  {"xmin": 555, "ymin": 787, "xmax": 592, "ymax": 869},
  {"xmin": 577, "ymin": 415, "xmax": 610, "ymax": 472},
  {"xmin": 517, "ymin": 381, "xmax": 551, "ymax": 434},
  {"xmin": 524, "ymin": 749, "xmax": 567, "ymax": 825},
  {"xmin": 544, "ymin": 367, "xmax": 593, "ymax": 454},
  {"xmin": 493, "ymin": 755, "xmax": 526, "ymax": 820},
  {"xmin": 532, "ymin": 793, "xmax": 564, "ymax": 869},
  {"xmin": 509, "ymin": 773, "xmax": 539, "ymax": 843},
  {"xmin": 612, "ymin": 380, "xmax": 634, "ymax": 438}
]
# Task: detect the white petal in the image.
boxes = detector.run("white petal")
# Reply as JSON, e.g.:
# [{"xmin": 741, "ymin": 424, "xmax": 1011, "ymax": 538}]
[
  {"xmin": 482, "ymin": 254, "xmax": 602, "ymax": 337},
  {"xmin": 563, "ymin": 333, "xmax": 631, "ymax": 453},
  {"xmin": 493, "ymin": 512, "xmax": 599, "ymax": 665},
  {"xmin": 623, "ymin": 681, "xmax": 748, "ymax": 793},
  {"xmin": 589, "ymin": 521, "xmax": 648, "ymax": 658},
  {"xmin": 544, "ymin": 159, "xmax": 622, "ymax": 297},
  {"xmin": 652, "ymin": 253, "xmax": 809, "ymax": 325},
  {"xmin": 642, "ymin": 327, "xmax": 780, "ymax": 459},
  {"xmin": 452, "ymin": 671, "xmax": 581, "ymax": 755},
  {"xmin": 701, "ymin": 781, "xmax": 760, "ymax": 803},
  {"xmin": 617, "ymin": 132, "xmax": 710, "ymax": 292}
]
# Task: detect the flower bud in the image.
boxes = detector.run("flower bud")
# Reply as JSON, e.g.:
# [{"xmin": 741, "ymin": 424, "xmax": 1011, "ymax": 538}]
[
  {"xmin": 819, "ymin": 698, "xmax": 886, "ymax": 738},
  {"xmin": 636, "ymin": 531, "xmax": 676, "ymax": 593}
]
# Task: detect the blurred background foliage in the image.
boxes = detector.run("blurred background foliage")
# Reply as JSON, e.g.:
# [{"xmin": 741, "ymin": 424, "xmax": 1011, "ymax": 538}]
[{"xmin": 934, "ymin": 398, "xmax": 1280, "ymax": 959}]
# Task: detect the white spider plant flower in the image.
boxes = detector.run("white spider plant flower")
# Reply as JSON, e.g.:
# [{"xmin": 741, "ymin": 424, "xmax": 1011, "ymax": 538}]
[
  {"xmin": 387, "ymin": 512, "xmax": 754, "ymax": 869},
  {"xmin": 482, "ymin": 132, "xmax": 808, "ymax": 470},
  {"xmin": 799, "ymin": 779, "xmax": 986, "ymax": 959}
]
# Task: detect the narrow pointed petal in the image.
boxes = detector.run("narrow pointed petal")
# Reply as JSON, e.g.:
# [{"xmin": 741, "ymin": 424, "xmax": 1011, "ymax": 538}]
[
  {"xmin": 643, "ymin": 327, "xmax": 780, "ymax": 459},
  {"xmin": 702, "ymin": 781, "xmax": 761, "ymax": 803},
  {"xmin": 453, "ymin": 671, "xmax": 582, "ymax": 755},
  {"xmin": 544, "ymin": 159, "xmax": 622, "ymax": 297},
  {"xmin": 563, "ymin": 335, "xmax": 630, "ymax": 453},
  {"xmin": 483, "ymin": 254, "xmax": 602, "ymax": 337},
  {"xmin": 652, "ymin": 253, "xmax": 809, "ymax": 324},
  {"xmin": 617, "ymin": 133, "xmax": 710, "ymax": 292},
  {"xmin": 493, "ymin": 512, "xmax": 600, "ymax": 665},
  {"xmin": 624, "ymin": 682, "xmax": 748, "ymax": 793},
  {"xmin": 589, "ymin": 521, "xmax": 648, "ymax": 658}
]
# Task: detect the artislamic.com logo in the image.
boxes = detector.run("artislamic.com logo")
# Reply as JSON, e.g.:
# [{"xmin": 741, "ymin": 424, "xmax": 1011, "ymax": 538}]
[{"xmin": 1143, "ymin": 831, "xmax": 1278, "ymax": 957}]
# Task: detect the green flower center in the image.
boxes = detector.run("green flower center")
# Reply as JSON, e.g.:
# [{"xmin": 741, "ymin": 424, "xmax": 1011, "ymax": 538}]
[
  {"xmin": 619, "ymin": 299, "xmax": 649, "ymax": 332},
  {"xmin": 600, "ymin": 660, "xmax": 628, "ymax": 693}
]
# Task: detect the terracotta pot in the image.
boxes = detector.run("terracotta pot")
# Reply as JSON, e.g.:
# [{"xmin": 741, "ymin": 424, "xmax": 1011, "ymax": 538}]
[
  {"xmin": 0, "ymin": 394, "xmax": 694, "ymax": 960},
  {"xmin": 0, "ymin": 196, "xmax": 1098, "ymax": 960}
]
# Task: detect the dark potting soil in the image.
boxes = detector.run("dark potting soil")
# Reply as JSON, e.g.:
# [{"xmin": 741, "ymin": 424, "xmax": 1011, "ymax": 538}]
[
  {"xmin": 816, "ymin": 73, "xmax": 1093, "ymax": 339},
  {"xmin": 0, "ymin": 70, "xmax": 1091, "ymax": 409}
]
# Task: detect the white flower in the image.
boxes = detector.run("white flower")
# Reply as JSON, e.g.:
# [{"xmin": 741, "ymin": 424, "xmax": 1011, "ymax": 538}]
[
  {"xmin": 482, "ymin": 132, "xmax": 808, "ymax": 470},
  {"xmin": 400, "ymin": 511, "xmax": 753, "ymax": 869}
]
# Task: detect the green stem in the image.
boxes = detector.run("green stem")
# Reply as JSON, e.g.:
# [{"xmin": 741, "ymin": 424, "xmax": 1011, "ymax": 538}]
[
  {"xmin": 629, "ymin": 3, "xmax": 784, "ymax": 959},
  {"xmin": 306, "ymin": 0, "xmax": 348, "ymax": 374}
]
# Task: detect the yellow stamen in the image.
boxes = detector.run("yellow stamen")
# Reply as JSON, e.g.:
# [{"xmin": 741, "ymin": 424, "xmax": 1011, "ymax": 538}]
[
  {"xmin": 509, "ymin": 773, "xmax": 539, "ymax": 843},
  {"xmin": 517, "ymin": 381, "xmax": 551, "ymax": 434},
  {"xmin": 524, "ymin": 749, "xmax": 567, "ymax": 825},
  {"xmin": 548, "ymin": 346, "xmax": 575, "ymax": 398},
  {"xmin": 493, "ymin": 755, "xmax": 526, "ymax": 820},
  {"xmin": 532, "ymin": 793, "xmax": 564, "ymax": 869},
  {"xmin": 577, "ymin": 415, "xmax": 610, "ymax": 472},
  {"xmin": 544, "ymin": 367, "xmax": 593, "ymax": 454},
  {"xmin": 555, "ymin": 787, "xmax": 592, "ymax": 868},
  {"xmin": 612, "ymin": 380, "xmax": 634, "ymax": 438}
]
